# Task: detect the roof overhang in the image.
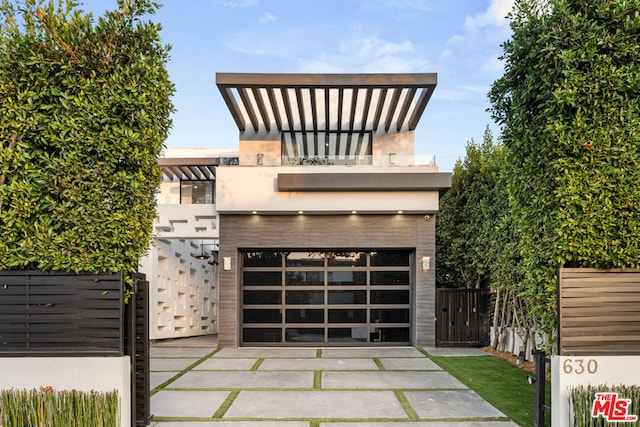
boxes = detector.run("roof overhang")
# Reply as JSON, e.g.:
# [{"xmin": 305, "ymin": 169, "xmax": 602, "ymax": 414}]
[
  {"xmin": 158, "ymin": 157, "xmax": 219, "ymax": 181},
  {"xmin": 216, "ymin": 72, "xmax": 437, "ymax": 135}
]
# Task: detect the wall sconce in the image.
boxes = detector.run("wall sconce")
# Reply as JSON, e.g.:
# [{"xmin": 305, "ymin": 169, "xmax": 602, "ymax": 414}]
[
  {"xmin": 421, "ymin": 256, "xmax": 431, "ymax": 272},
  {"xmin": 257, "ymin": 153, "xmax": 264, "ymax": 165},
  {"xmin": 223, "ymin": 257, "xmax": 231, "ymax": 271}
]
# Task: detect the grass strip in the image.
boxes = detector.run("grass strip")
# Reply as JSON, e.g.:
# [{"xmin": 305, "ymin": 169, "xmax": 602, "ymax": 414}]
[
  {"xmin": 373, "ymin": 357, "xmax": 386, "ymax": 371},
  {"xmin": 250, "ymin": 358, "xmax": 264, "ymax": 371},
  {"xmin": 314, "ymin": 371, "xmax": 322, "ymax": 389},
  {"xmin": 430, "ymin": 354, "xmax": 551, "ymax": 427},
  {"xmin": 316, "ymin": 348, "xmax": 322, "ymax": 358},
  {"xmin": 212, "ymin": 389, "xmax": 241, "ymax": 418},
  {"xmin": 394, "ymin": 390, "xmax": 419, "ymax": 420},
  {"xmin": 151, "ymin": 347, "xmax": 221, "ymax": 396}
]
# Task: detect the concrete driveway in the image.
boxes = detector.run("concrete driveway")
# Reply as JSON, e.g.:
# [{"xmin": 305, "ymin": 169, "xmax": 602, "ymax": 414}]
[{"xmin": 149, "ymin": 338, "xmax": 518, "ymax": 427}]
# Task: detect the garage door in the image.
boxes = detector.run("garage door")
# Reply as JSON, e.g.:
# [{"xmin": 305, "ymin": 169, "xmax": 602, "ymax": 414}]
[{"xmin": 240, "ymin": 250, "xmax": 412, "ymax": 346}]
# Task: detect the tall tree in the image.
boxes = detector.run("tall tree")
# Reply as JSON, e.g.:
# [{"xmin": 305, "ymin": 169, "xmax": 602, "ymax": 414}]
[
  {"xmin": 0, "ymin": 0, "xmax": 174, "ymax": 274},
  {"xmin": 489, "ymin": 0, "xmax": 640, "ymax": 331},
  {"xmin": 436, "ymin": 126, "xmax": 508, "ymax": 289}
]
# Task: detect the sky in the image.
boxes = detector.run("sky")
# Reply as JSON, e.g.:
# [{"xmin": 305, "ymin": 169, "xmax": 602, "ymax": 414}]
[{"xmin": 83, "ymin": 0, "xmax": 515, "ymax": 172}]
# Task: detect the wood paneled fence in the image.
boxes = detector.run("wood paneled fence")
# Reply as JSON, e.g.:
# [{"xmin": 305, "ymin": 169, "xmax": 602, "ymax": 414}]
[
  {"xmin": 558, "ymin": 268, "xmax": 640, "ymax": 356},
  {"xmin": 0, "ymin": 271, "xmax": 151, "ymax": 426},
  {"xmin": 435, "ymin": 288, "xmax": 490, "ymax": 347}
]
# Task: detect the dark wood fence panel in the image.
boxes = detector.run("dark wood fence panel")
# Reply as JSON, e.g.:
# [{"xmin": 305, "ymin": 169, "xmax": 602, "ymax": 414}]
[
  {"xmin": 559, "ymin": 268, "xmax": 640, "ymax": 356},
  {"xmin": 0, "ymin": 271, "xmax": 125, "ymax": 356},
  {"xmin": 436, "ymin": 288, "xmax": 490, "ymax": 347},
  {"xmin": 126, "ymin": 274, "xmax": 151, "ymax": 426}
]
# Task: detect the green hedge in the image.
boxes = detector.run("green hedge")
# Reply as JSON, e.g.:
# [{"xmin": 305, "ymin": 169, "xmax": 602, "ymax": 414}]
[
  {"xmin": 0, "ymin": 388, "xmax": 119, "ymax": 427},
  {"xmin": 0, "ymin": 0, "xmax": 174, "ymax": 275}
]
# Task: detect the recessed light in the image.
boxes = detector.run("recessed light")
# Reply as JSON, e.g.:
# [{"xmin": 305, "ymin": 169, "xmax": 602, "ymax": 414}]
[
  {"xmin": 398, "ymin": 210, "xmax": 404, "ymax": 214},
  {"xmin": 298, "ymin": 210, "xmax": 304, "ymax": 214},
  {"xmin": 252, "ymin": 211, "xmax": 258, "ymax": 215},
  {"xmin": 351, "ymin": 210, "xmax": 357, "ymax": 214}
]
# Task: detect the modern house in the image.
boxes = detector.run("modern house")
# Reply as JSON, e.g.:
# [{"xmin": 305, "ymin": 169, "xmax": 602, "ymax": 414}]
[{"xmin": 142, "ymin": 72, "xmax": 451, "ymax": 347}]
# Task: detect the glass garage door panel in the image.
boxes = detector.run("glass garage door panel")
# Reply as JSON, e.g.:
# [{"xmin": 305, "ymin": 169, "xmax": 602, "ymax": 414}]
[
  {"xmin": 241, "ymin": 250, "xmax": 412, "ymax": 345},
  {"xmin": 243, "ymin": 328, "xmax": 282, "ymax": 343},
  {"xmin": 285, "ymin": 328, "xmax": 324, "ymax": 343},
  {"xmin": 285, "ymin": 290, "xmax": 324, "ymax": 304},
  {"xmin": 244, "ymin": 271, "xmax": 282, "ymax": 286},
  {"xmin": 286, "ymin": 309, "xmax": 324, "ymax": 323}
]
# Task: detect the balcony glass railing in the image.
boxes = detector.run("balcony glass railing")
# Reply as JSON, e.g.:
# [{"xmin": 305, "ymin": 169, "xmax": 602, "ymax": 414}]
[{"xmin": 234, "ymin": 154, "xmax": 436, "ymax": 167}]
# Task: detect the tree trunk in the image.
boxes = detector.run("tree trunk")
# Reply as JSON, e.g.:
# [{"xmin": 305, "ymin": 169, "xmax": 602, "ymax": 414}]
[{"xmin": 491, "ymin": 288, "xmax": 501, "ymax": 349}]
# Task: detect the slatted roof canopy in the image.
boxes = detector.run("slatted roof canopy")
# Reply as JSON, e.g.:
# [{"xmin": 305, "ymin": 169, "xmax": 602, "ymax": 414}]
[
  {"xmin": 158, "ymin": 157, "xmax": 218, "ymax": 181},
  {"xmin": 216, "ymin": 73, "xmax": 437, "ymax": 134}
]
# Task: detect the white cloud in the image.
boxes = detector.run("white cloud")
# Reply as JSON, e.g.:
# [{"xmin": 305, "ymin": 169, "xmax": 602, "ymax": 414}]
[
  {"xmin": 298, "ymin": 35, "xmax": 427, "ymax": 74},
  {"xmin": 464, "ymin": 0, "xmax": 514, "ymax": 30},
  {"xmin": 258, "ymin": 12, "xmax": 276, "ymax": 24}
]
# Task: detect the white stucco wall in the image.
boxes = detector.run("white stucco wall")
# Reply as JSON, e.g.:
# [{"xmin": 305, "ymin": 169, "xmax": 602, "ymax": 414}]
[
  {"xmin": 140, "ymin": 239, "xmax": 217, "ymax": 340},
  {"xmin": 215, "ymin": 165, "xmax": 441, "ymax": 214}
]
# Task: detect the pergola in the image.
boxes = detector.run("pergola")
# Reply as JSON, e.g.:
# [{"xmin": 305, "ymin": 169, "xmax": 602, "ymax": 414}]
[{"xmin": 216, "ymin": 73, "xmax": 438, "ymax": 134}]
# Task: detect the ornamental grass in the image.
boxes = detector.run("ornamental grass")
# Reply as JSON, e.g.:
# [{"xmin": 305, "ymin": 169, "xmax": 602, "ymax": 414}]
[
  {"xmin": 0, "ymin": 387, "xmax": 119, "ymax": 427},
  {"xmin": 571, "ymin": 384, "xmax": 640, "ymax": 427}
]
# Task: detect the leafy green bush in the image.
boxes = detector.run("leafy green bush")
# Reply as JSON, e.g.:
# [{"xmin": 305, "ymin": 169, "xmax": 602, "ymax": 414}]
[
  {"xmin": 571, "ymin": 384, "xmax": 640, "ymax": 427},
  {"xmin": 0, "ymin": 388, "xmax": 119, "ymax": 427},
  {"xmin": 489, "ymin": 0, "xmax": 640, "ymax": 332},
  {"xmin": 0, "ymin": 0, "xmax": 174, "ymax": 274}
]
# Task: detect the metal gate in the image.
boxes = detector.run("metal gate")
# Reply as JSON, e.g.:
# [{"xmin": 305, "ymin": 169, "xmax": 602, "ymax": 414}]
[{"xmin": 435, "ymin": 288, "xmax": 490, "ymax": 347}]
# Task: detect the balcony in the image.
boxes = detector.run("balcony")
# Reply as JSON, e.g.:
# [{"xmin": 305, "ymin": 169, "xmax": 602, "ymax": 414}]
[{"xmin": 235, "ymin": 153, "xmax": 436, "ymax": 167}]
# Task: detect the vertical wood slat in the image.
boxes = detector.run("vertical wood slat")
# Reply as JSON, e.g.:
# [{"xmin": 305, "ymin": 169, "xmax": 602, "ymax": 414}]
[
  {"xmin": 0, "ymin": 271, "xmax": 125, "ymax": 356},
  {"xmin": 558, "ymin": 268, "xmax": 640, "ymax": 355},
  {"xmin": 127, "ymin": 273, "xmax": 151, "ymax": 426},
  {"xmin": 435, "ymin": 288, "xmax": 490, "ymax": 347}
]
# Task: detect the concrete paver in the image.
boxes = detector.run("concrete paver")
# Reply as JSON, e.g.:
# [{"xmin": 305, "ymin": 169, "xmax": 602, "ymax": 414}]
[
  {"xmin": 195, "ymin": 358, "xmax": 259, "ymax": 371},
  {"xmin": 152, "ymin": 347, "xmax": 214, "ymax": 358},
  {"xmin": 170, "ymin": 370, "xmax": 314, "ymax": 389},
  {"xmin": 258, "ymin": 357, "xmax": 377, "ymax": 371},
  {"xmin": 155, "ymin": 423, "xmax": 309, "ymax": 427},
  {"xmin": 214, "ymin": 348, "xmax": 317, "ymax": 358},
  {"xmin": 224, "ymin": 390, "xmax": 407, "ymax": 419},
  {"xmin": 404, "ymin": 390, "xmax": 507, "ymax": 419},
  {"xmin": 151, "ymin": 390, "xmax": 230, "ymax": 418},
  {"xmin": 322, "ymin": 371, "xmax": 467, "ymax": 389},
  {"xmin": 322, "ymin": 347, "xmax": 423, "ymax": 358},
  {"xmin": 150, "ymin": 343, "xmax": 516, "ymax": 426},
  {"xmin": 151, "ymin": 357, "xmax": 199, "ymax": 371},
  {"xmin": 151, "ymin": 371, "xmax": 178, "ymax": 389},
  {"xmin": 379, "ymin": 357, "xmax": 442, "ymax": 371},
  {"xmin": 321, "ymin": 423, "xmax": 518, "ymax": 427}
]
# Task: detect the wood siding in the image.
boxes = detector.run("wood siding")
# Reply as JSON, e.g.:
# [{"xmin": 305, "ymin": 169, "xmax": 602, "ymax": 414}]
[
  {"xmin": 559, "ymin": 268, "xmax": 640, "ymax": 355},
  {"xmin": 218, "ymin": 214, "xmax": 436, "ymax": 347}
]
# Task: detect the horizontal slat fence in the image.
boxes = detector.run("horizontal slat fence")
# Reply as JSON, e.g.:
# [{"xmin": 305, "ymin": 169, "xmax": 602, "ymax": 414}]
[
  {"xmin": 558, "ymin": 268, "xmax": 640, "ymax": 355},
  {"xmin": 0, "ymin": 271, "xmax": 125, "ymax": 356}
]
